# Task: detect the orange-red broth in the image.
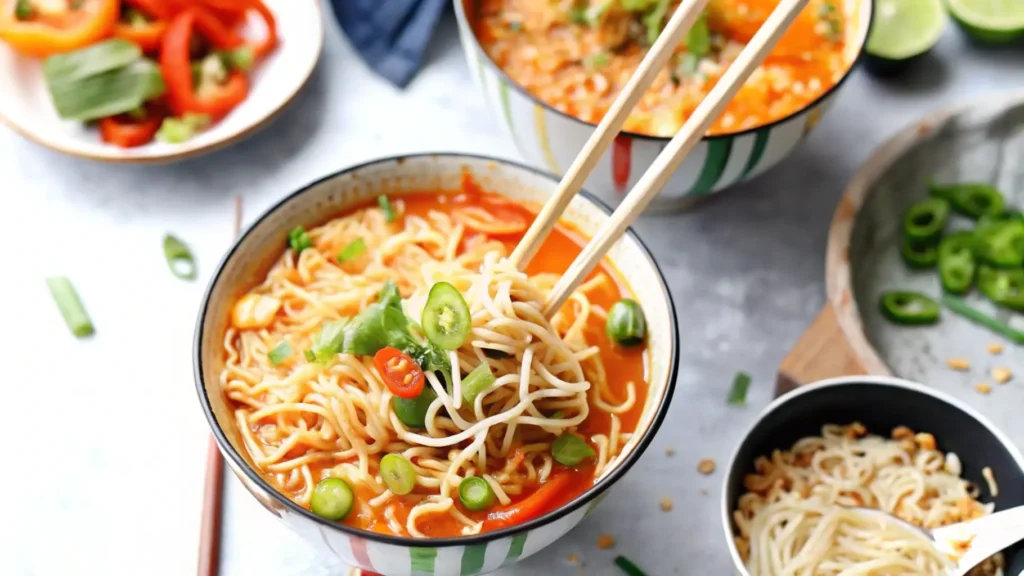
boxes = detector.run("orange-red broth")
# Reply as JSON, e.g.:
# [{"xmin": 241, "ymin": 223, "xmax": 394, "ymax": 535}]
[{"xmin": 230, "ymin": 181, "xmax": 649, "ymax": 538}]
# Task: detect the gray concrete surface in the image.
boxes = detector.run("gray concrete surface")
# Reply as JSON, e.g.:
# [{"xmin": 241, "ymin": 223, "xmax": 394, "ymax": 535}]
[{"xmin": 3, "ymin": 5, "xmax": 1022, "ymax": 576}]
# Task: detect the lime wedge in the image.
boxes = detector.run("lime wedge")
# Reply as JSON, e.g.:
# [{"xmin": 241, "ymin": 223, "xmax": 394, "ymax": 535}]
[
  {"xmin": 866, "ymin": 0, "xmax": 948, "ymax": 60},
  {"xmin": 946, "ymin": 0, "xmax": 1024, "ymax": 43}
]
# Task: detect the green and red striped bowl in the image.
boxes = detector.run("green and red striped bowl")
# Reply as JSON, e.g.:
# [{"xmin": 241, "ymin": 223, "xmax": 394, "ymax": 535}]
[
  {"xmin": 194, "ymin": 154, "xmax": 680, "ymax": 575},
  {"xmin": 454, "ymin": 0, "xmax": 873, "ymax": 211}
]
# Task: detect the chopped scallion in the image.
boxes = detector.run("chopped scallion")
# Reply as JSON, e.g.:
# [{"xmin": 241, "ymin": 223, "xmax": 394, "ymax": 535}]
[
  {"xmin": 156, "ymin": 113, "xmax": 210, "ymax": 144},
  {"xmin": 378, "ymin": 195, "xmax": 397, "ymax": 223},
  {"xmin": 288, "ymin": 226, "xmax": 313, "ymax": 253},
  {"xmin": 550, "ymin": 410, "xmax": 565, "ymax": 419},
  {"xmin": 728, "ymin": 371, "xmax": 751, "ymax": 406},
  {"xmin": 614, "ymin": 555, "xmax": 649, "ymax": 576},
  {"xmin": 942, "ymin": 295, "xmax": 1024, "ymax": 344},
  {"xmin": 337, "ymin": 238, "xmax": 367, "ymax": 263},
  {"xmin": 508, "ymin": 20, "xmax": 522, "ymax": 31},
  {"xmin": 46, "ymin": 277, "xmax": 94, "ymax": 338},
  {"xmin": 269, "ymin": 342, "xmax": 292, "ymax": 366},
  {"xmin": 15, "ymin": 0, "xmax": 33, "ymax": 19},
  {"xmin": 163, "ymin": 234, "xmax": 197, "ymax": 280},
  {"xmin": 218, "ymin": 47, "xmax": 254, "ymax": 72},
  {"xmin": 583, "ymin": 52, "xmax": 610, "ymax": 69},
  {"xmin": 304, "ymin": 349, "xmax": 316, "ymax": 362}
]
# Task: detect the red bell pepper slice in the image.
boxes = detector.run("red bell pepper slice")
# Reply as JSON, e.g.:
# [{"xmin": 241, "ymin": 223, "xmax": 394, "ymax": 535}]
[
  {"xmin": 99, "ymin": 110, "xmax": 164, "ymax": 148},
  {"xmin": 483, "ymin": 471, "xmax": 573, "ymax": 530},
  {"xmin": 160, "ymin": 9, "xmax": 248, "ymax": 118},
  {"xmin": 0, "ymin": 0, "xmax": 119, "ymax": 57}
]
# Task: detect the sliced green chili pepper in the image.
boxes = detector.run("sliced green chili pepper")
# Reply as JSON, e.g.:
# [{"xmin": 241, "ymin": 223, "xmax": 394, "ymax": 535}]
[
  {"xmin": 461, "ymin": 362, "xmax": 495, "ymax": 405},
  {"xmin": 974, "ymin": 219, "xmax": 1024, "ymax": 269},
  {"xmin": 901, "ymin": 237, "xmax": 938, "ymax": 269},
  {"xmin": 606, "ymin": 298, "xmax": 647, "ymax": 347},
  {"xmin": 937, "ymin": 231, "xmax": 976, "ymax": 295},
  {"xmin": 392, "ymin": 387, "xmax": 437, "ymax": 428},
  {"xmin": 380, "ymin": 454, "xmax": 417, "ymax": 495},
  {"xmin": 552, "ymin": 433, "xmax": 596, "ymax": 466},
  {"xmin": 459, "ymin": 476, "xmax": 496, "ymax": 511},
  {"xmin": 422, "ymin": 282, "xmax": 472, "ymax": 350},
  {"xmin": 879, "ymin": 291, "xmax": 941, "ymax": 325},
  {"xmin": 310, "ymin": 477, "xmax": 354, "ymax": 521},
  {"xmin": 902, "ymin": 198, "xmax": 949, "ymax": 244},
  {"xmin": 163, "ymin": 233, "xmax": 197, "ymax": 280},
  {"xmin": 928, "ymin": 181, "xmax": 1005, "ymax": 219},
  {"xmin": 977, "ymin": 266, "xmax": 1024, "ymax": 311}
]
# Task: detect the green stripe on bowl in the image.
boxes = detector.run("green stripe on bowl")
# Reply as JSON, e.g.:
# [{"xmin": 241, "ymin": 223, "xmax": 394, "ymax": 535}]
[
  {"xmin": 498, "ymin": 82, "xmax": 521, "ymax": 150},
  {"xmin": 505, "ymin": 533, "xmax": 528, "ymax": 563},
  {"xmin": 687, "ymin": 138, "xmax": 732, "ymax": 195},
  {"xmin": 740, "ymin": 129, "xmax": 771, "ymax": 178},
  {"xmin": 461, "ymin": 544, "xmax": 487, "ymax": 576},
  {"xmin": 411, "ymin": 547, "xmax": 437, "ymax": 575}
]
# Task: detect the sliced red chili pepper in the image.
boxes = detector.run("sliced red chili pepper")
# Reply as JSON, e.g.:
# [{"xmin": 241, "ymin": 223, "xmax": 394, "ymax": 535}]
[
  {"xmin": 160, "ymin": 9, "xmax": 248, "ymax": 117},
  {"xmin": 98, "ymin": 110, "xmax": 164, "ymax": 148},
  {"xmin": 483, "ymin": 471, "xmax": 573, "ymax": 530},
  {"xmin": 373, "ymin": 347, "xmax": 426, "ymax": 399}
]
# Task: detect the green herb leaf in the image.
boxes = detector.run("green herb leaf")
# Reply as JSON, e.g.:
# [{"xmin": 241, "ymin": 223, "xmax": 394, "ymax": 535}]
[
  {"xmin": 47, "ymin": 276, "xmax": 94, "ymax": 338},
  {"xmin": 288, "ymin": 226, "xmax": 313, "ymax": 253},
  {"xmin": 583, "ymin": 52, "xmax": 610, "ymax": 69},
  {"xmin": 615, "ymin": 555, "xmax": 649, "ymax": 576},
  {"xmin": 43, "ymin": 39, "xmax": 141, "ymax": 83},
  {"xmin": 156, "ymin": 113, "xmax": 211, "ymax": 144},
  {"xmin": 728, "ymin": 371, "xmax": 751, "ymax": 405},
  {"xmin": 378, "ymin": 195, "xmax": 397, "ymax": 223},
  {"xmin": 621, "ymin": 0, "xmax": 659, "ymax": 10},
  {"xmin": 163, "ymin": 233, "xmax": 197, "ymax": 280},
  {"xmin": 269, "ymin": 342, "xmax": 292, "ymax": 366},
  {"xmin": 15, "ymin": 0, "xmax": 33, "ymax": 20},
  {"xmin": 552, "ymin": 434, "xmax": 596, "ymax": 466},
  {"xmin": 304, "ymin": 349, "xmax": 316, "ymax": 362},
  {"xmin": 337, "ymin": 238, "xmax": 367, "ymax": 263},
  {"xmin": 685, "ymin": 13, "xmax": 711, "ymax": 57},
  {"xmin": 378, "ymin": 279, "xmax": 403, "ymax": 309},
  {"xmin": 643, "ymin": 0, "xmax": 672, "ymax": 45},
  {"xmin": 45, "ymin": 56, "xmax": 165, "ymax": 122},
  {"xmin": 309, "ymin": 319, "xmax": 350, "ymax": 362}
]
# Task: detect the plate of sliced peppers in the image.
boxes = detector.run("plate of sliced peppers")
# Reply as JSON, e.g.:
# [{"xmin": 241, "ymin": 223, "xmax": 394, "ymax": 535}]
[{"xmin": 0, "ymin": 0, "xmax": 323, "ymax": 161}]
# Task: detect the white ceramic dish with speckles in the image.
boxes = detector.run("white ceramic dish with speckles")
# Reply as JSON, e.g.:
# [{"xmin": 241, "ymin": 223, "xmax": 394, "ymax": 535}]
[{"xmin": 194, "ymin": 154, "xmax": 679, "ymax": 576}]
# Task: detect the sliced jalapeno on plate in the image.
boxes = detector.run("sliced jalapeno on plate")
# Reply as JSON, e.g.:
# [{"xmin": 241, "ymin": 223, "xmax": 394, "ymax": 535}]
[
  {"xmin": 974, "ymin": 218, "xmax": 1024, "ymax": 269},
  {"xmin": 879, "ymin": 291, "xmax": 941, "ymax": 325},
  {"xmin": 901, "ymin": 236, "xmax": 938, "ymax": 269},
  {"xmin": 929, "ymin": 181, "xmax": 1005, "ymax": 219},
  {"xmin": 937, "ymin": 231, "xmax": 976, "ymax": 294},
  {"xmin": 978, "ymin": 267, "xmax": 1024, "ymax": 311},
  {"xmin": 902, "ymin": 197, "xmax": 949, "ymax": 244}
]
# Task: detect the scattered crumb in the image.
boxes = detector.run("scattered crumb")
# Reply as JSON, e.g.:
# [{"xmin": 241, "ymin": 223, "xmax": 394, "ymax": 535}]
[
  {"xmin": 659, "ymin": 496, "xmax": 673, "ymax": 511},
  {"xmin": 975, "ymin": 383, "xmax": 992, "ymax": 395},
  {"xmin": 892, "ymin": 426, "xmax": 913, "ymax": 440},
  {"xmin": 988, "ymin": 343, "xmax": 1004, "ymax": 355},
  {"xmin": 947, "ymin": 358, "xmax": 971, "ymax": 371},
  {"xmin": 665, "ymin": 446, "xmax": 675, "ymax": 456},
  {"xmin": 992, "ymin": 367, "xmax": 1013, "ymax": 384},
  {"xmin": 596, "ymin": 534, "xmax": 615, "ymax": 549},
  {"xmin": 567, "ymin": 553, "xmax": 580, "ymax": 564},
  {"xmin": 914, "ymin": 432, "xmax": 936, "ymax": 451},
  {"xmin": 697, "ymin": 458, "xmax": 716, "ymax": 475},
  {"xmin": 700, "ymin": 488, "xmax": 708, "ymax": 496}
]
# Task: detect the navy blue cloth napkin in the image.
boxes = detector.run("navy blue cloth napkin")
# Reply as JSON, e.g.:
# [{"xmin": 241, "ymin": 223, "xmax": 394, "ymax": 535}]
[{"xmin": 330, "ymin": 0, "xmax": 450, "ymax": 88}]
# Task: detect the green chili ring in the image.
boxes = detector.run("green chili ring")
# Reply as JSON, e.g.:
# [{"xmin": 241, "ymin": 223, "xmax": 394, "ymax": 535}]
[
  {"xmin": 937, "ymin": 232, "xmax": 976, "ymax": 295},
  {"xmin": 902, "ymin": 198, "xmax": 949, "ymax": 244},
  {"xmin": 879, "ymin": 291, "xmax": 941, "ymax": 325}
]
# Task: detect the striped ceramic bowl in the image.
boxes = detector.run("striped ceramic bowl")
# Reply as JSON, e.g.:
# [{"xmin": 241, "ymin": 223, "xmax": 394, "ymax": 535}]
[
  {"xmin": 454, "ymin": 0, "xmax": 873, "ymax": 210},
  {"xmin": 194, "ymin": 154, "xmax": 679, "ymax": 575}
]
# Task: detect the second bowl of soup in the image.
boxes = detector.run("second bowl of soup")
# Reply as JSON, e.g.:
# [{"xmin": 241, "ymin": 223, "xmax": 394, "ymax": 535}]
[
  {"xmin": 455, "ymin": 0, "xmax": 872, "ymax": 209},
  {"xmin": 194, "ymin": 153, "xmax": 678, "ymax": 575}
]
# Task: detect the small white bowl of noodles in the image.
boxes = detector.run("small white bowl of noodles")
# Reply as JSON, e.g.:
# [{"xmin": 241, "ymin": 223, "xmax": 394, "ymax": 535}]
[
  {"xmin": 721, "ymin": 376, "xmax": 1024, "ymax": 576},
  {"xmin": 194, "ymin": 153, "xmax": 679, "ymax": 575}
]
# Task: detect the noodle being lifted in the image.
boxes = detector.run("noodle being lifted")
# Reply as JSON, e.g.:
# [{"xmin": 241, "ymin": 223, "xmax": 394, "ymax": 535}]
[{"xmin": 221, "ymin": 177, "xmax": 648, "ymax": 538}]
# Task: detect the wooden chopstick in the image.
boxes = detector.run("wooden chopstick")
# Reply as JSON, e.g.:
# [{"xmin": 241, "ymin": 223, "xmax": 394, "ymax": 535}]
[
  {"xmin": 509, "ymin": 0, "xmax": 711, "ymax": 271},
  {"xmin": 541, "ymin": 0, "xmax": 811, "ymax": 318},
  {"xmin": 197, "ymin": 195, "xmax": 244, "ymax": 576}
]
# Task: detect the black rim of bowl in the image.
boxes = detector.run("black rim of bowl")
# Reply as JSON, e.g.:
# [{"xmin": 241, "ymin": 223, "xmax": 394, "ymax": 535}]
[
  {"xmin": 718, "ymin": 374, "xmax": 1024, "ymax": 573},
  {"xmin": 193, "ymin": 152, "xmax": 681, "ymax": 549},
  {"xmin": 454, "ymin": 0, "xmax": 876, "ymax": 143}
]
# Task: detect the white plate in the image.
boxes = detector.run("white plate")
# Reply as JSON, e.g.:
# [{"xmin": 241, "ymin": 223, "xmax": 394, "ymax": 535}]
[{"xmin": 0, "ymin": 0, "xmax": 324, "ymax": 163}]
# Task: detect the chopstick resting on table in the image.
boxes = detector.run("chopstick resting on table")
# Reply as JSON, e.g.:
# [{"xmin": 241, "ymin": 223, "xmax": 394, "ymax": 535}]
[{"xmin": 530, "ymin": 0, "xmax": 811, "ymax": 318}]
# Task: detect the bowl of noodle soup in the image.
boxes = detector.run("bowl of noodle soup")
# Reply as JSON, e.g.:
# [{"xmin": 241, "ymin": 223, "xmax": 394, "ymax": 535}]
[
  {"xmin": 722, "ymin": 376, "xmax": 1024, "ymax": 576},
  {"xmin": 194, "ymin": 153, "xmax": 678, "ymax": 575}
]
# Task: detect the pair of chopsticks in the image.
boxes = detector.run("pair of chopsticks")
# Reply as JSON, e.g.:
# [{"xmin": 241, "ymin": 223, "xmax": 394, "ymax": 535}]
[{"xmin": 509, "ymin": 0, "xmax": 810, "ymax": 318}]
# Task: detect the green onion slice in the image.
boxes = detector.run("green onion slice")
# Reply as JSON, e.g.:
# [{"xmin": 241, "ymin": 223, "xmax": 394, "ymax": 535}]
[
  {"xmin": 728, "ymin": 372, "xmax": 751, "ymax": 406},
  {"xmin": 337, "ymin": 238, "xmax": 367, "ymax": 263},
  {"xmin": 304, "ymin": 349, "xmax": 316, "ymax": 362},
  {"xmin": 288, "ymin": 226, "xmax": 312, "ymax": 253},
  {"xmin": 310, "ymin": 477, "xmax": 354, "ymax": 521},
  {"xmin": 942, "ymin": 295, "xmax": 1024, "ymax": 344},
  {"xmin": 615, "ymin": 555, "xmax": 649, "ymax": 576},
  {"xmin": 47, "ymin": 276, "xmax": 95, "ymax": 338},
  {"xmin": 163, "ymin": 234, "xmax": 196, "ymax": 280},
  {"xmin": 378, "ymin": 195, "xmax": 397, "ymax": 223},
  {"xmin": 461, "ymin": 363, "xmax": 496, "ymax": 404},
  {"xmin": 552, "ymin": 434, "xmax": 596, "ymax": 466},
  {"xmin": 380, "ymin": 454, "xmax": 417, "ymax": 495},
  {"xmin": 459, "ymin": 476, "xmax": 496, "ymax": 511},
  {"xmin": 269, "ymin": 342, "xmax": 292, "ymax": 366},
  {"xmin": 422, "ymin": 282, "xmax": 472, "ymax": 350},
  {"xmin": 549, "ymin": 410, "xmax": 565, "ymax": 420}
]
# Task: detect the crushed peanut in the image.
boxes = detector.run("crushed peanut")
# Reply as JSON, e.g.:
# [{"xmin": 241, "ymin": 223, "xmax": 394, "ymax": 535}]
[
  {"xmin": 659, "ymin": 497, "xmax": 673, "ymax": 511},
  {"xmin": 992, "ymin": 367, "xmax": 1012, "ymax": 384},
  {"xmin": 914, "ymin": 432, "xmax": 936, "ymax": 451},
  {"xmin": 665, "ymin": 446, "xmax": 675, "ymax": 457},
  {"xmin": 700, "ymin": 488, "xmax": 708, "ymax": 496},
  {"xmin": 697, "ymin": 458, "xmax": 716, "ymax": 475},
  {"xmin": 892, "ymin": 426, "xmax": 913, "ymax": 440},
  {"xmin": 596, "ymin": 534, "xmax": 615, "ymax": 549},
  {"xmin": 947, "ymin": 358, "xmax": 971, "ymax": 371},
  {"xmin": 567, "ymin": 553, "xmax": 580, "ymax": 564},
  {"xmin": 988, "ymin": 342, "xmax": 1004, "ymax": 355},
  {"xmin": 975, "ymin": 383, "xmax": 992, "ymax": 395}
]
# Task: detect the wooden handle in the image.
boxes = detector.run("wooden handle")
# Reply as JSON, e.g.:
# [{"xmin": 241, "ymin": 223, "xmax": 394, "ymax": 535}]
[
  {"xmin": 510, "ymin": 0, "xmax": 711, "ymax": 270},
  {"xmin": 542, "ymin": 0, "xmax": 810, "ymax": 317},
  {"xmin": 775, "ymin": 306, "xmax": 868, "ymax": 397}
]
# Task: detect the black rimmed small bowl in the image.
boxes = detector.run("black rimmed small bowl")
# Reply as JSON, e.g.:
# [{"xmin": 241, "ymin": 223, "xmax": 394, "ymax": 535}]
[
  {"xmin": 193, "ymin": 153, "xmax": 679, "ymax": 576},
  {"xmin": 453, "ymin": 0, "xmax": 873, "ymax": 210},
  {"xmin": 721, "ymin": 375, "xmax": 1024, "ymax": 575}
]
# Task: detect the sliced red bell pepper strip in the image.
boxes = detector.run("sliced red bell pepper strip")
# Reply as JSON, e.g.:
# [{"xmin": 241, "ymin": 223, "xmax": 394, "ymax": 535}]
[
  {"xmin": 99, "ymin": 110, "xmax": 164, "ymax": 148},
  {"xmin": 247, "ymin": 0, "xmax": 276, "ymax": 58},
  {"xmin": 125, "ymin": 0, "xmax": 175, "ymax": 20},
  {"xmin": 113, "ymin": 20, "xmax": 168, "ymax": 53},
  {"xmin": 0, "ymin": 0, "xmax": 119, "ymax": 57},
  {"xmin": 160, "ymin": 9, "xmax": 248, "ymax": 117},
  {"xmin": 483, "ymin": 471, "xmax": 573, "ymax": 530},
  {"xmin": 191, "ymin": 5, "xmax": 243, "ymax": 48}
]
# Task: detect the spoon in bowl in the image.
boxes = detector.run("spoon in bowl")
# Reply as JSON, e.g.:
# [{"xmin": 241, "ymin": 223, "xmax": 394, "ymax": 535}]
[{"xmin": 853, "ymin": 505, "xmax": 1024, "ymax": 575}]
